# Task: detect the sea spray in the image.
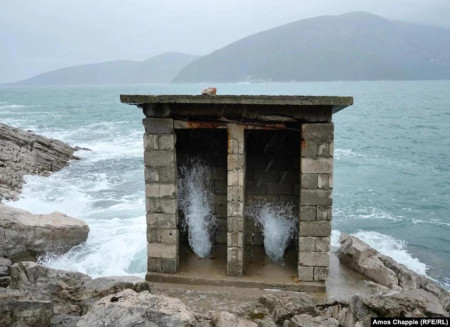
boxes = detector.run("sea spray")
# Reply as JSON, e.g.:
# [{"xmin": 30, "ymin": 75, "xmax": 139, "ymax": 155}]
[
  {"xmin": 248, "ymin": 202, "xmax": 298, "ymax": 262},
  {"xmin": 178, "ymin": 159, "xmax": 216, "ymax": 258}
]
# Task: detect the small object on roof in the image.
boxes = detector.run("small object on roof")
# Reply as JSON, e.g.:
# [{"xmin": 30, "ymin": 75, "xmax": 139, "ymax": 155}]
[{"xmin": 201, "ymin": 87, "xmax": 217, "ymax": 96}]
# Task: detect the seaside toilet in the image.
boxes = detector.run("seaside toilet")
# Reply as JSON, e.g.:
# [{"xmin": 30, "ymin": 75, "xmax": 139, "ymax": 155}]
[{"xmin": 121, "ymin": 94, "xmax": 353, "ymax": 291}]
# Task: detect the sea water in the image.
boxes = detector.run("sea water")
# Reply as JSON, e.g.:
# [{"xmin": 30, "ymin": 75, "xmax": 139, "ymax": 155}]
[
  {"xmin": 178, "ymin": 159, "xmax": 216, "ymax": 258},
  {"xmin": 247, "ymin": 202, "xmax": 298, "ymax": 262},
  {"xmin": 0, "ymin": 81, "xmax": 449, "ymax": 289}
]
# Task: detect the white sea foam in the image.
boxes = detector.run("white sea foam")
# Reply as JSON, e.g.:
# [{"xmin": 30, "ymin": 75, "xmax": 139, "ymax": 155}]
[
  {"xmin": 331, "ymin": 230, "xmax": 428, "ymax": 276},
  {"xmin": 0, "ymin": 104, "xmax": 26, "ymax": 109},
  {"xmin": 39, "ymin": 215, "xmax": 146, "ymax": 277},
  {"xmin": 178, "ymin": 160, "xmax": 216, "ymax": 258},
  {"xmin": 334, "ymin": 207, "xmax": 401, "ymax": 222},
  {"xmin": 248, "ymin": 202, "xmax": 298, "ymax": 262}
]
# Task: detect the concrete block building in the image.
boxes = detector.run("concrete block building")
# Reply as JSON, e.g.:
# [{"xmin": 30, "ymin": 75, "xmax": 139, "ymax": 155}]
[{"xmin": 121, "ymin": 95, "xmax": 353, "ymax": 291}]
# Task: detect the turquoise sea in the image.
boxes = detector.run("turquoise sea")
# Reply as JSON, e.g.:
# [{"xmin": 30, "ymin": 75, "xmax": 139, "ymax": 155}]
[{"xmin": 0, "ymin": 81, "xmax": 449, "ymax": 289}]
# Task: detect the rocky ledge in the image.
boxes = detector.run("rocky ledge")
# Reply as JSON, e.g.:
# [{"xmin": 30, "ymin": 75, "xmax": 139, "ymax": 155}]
[
  {"xmin": 0, "ymin": 204, "xmax": 89, "ymax": 262},
  {"xmin": 0, "ymin": 234, "xmax": 448, "ymax": 327},
  {"xmin": 0, "ymin": 123, "xmax": 80, "ymax": 201}
]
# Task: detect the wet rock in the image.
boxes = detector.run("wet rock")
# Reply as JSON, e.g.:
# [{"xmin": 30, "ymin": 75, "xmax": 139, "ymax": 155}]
[
  {"xmin": 0, "ymin": 291, "xmax": 53, "ymax": 327},
  {"xmin": 0, "ymin": 204, "xmax": 89, "ymax": 261},
  {"xmin": 287, "ymin": 314, "xmax": 339, "ymax": 327},
  {"xmin": 336, "ymin": 233, "xmax": 450, "ymax": 311},
  {"xmin": 77, "ymin": 289, "xmax": 196, "ymax": 327},
  {"xmin": 9, "ymin": 261, "xmax": 149, "ymax": 315},
  {"xmin": 214, "ymin": 311, "xmax": 257, "ymax": 327},
  {"xmin": 259, "ymin": 294, "xmax": 315, "ymax": 325},
  {"xmin": 348, "ymin": 289, "xmax": 448, "ymax": 327},
  {"xmin": 336, "ymin": 233, "xmax": 399, "ymax": 288},
  {"xmin": 0, "ymin": 123, "xmax": 79, "ymax": 201}
]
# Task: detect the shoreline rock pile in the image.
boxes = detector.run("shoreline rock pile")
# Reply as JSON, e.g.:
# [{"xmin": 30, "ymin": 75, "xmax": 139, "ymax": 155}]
[{"xmin": 0, "ymin": 235, "xmax": 448, "ymax": 326}]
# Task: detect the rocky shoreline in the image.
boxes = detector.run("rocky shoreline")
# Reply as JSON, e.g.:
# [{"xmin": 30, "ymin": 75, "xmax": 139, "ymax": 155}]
[
  {"xmin": 1, "ymin": 234, "xmax": 448, "ymax": 327},
  {"xmin": 0, "ymin": 122, "xmax": 80, "ymax": 201},
  {"xmin": 0, "ymin": 123, "xmax": 448, "ymax": 326}
]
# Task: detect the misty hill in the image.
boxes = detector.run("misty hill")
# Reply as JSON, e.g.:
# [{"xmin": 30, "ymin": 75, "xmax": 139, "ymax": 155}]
[
  {"xmin": 173, "ymin": 12, "xmax": 450, "ymax": 82},
  {"xmin": 14, "ymin": 53, "xmax": 199, "ymax": 85}
]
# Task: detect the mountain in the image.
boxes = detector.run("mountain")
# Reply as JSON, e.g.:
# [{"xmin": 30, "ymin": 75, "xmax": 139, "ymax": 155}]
[
  {"xmin": 172, "ymin": 12, "xmax": 450, "ymax": 82},
  {"xmin": 14, "ymin": 52, "xmax": 199, "ymax": 85}
]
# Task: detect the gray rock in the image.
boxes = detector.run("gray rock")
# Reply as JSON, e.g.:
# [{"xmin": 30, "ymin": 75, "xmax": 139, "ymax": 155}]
[
  {"xmin": 259, "ymin": 294, "xmax": 315, "ymax": 325},
  {"xmin": 9, "ymin": 261, "xmax": 91, "ymax": 314},
  {"xmin": 288, "ymin": 314, "xmax": 339, "ymax": 327},
  {"xmin": 0, "ymin": 257, "xmax": 12, "ymax": 277},
  {"xmin": 0, "ymin": 291, "xmax": 53, "ymax": 327},
  {"xmin": 336, "ymin": 234, "xmax": 450, "ymax": 311},
  {"xmin": 348, "ymin": 289, "xmax": 448, "ymax": 327},
  {"xmin": 214, "ymin": 311, "xmax": 257, "ymax": 327},
  {"xmin": 9, "ymin": 261, "xmax": 149, "ymax": 315},
  {"xmin": 0, "ymin": 276, "xmax": 11, "ymax": 288},
  {"xmin": 0, "ymin": 204, "xmax": 89, "ymax": 260},
  {"xmin": 0, "ymin": 123, "xmax": 79, "ymax": 201},
  {"xmin": 76, "ymin": 289, "xmax": 196, "ymax": 327},
  {"xmin": 336, "ymin": 233, "xmax": 399, "ymax": 288}
]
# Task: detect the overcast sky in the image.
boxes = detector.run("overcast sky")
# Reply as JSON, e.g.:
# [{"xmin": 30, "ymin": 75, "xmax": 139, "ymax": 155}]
[{"xmin": 1, "ymin": 0, "xmax": 449, "ymax": 83}]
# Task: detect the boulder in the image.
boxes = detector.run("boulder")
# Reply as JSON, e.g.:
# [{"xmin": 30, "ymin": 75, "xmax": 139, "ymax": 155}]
[
  {"xmin": 0, "ymin": 123, "xmax": 79, "ymax": 201},
  {"xmin": 0, "ymin": 204, "xmax": 89, "ymax": 260},
  {"xmin": 9, "ymin": 261, "xmax": 149, "ymax": 315},
  {"xmin": 347, "ymin": 289, "xmax": 449, "ymax": 327},
  {"xmin": 336, "ymin": 233, "xmax": 399, "ymax": 288},
  {"xmin": 76, "ymin": 289, "xmax": 196, "ymax": 327},
  {"xmin": 287, "ymin": 314, "xmax": 339, "ymax": 327},
  {"xmin": 336, "ymin": 234, "xmax": 450, "ymax": 311},
  {"xmin": 0, "ymin": 291, "xmax": 53, "ymax": 327},
  {"xmin": 214, "ymin": 311, "xmax": 257, "ymax": 327},
  {"xmin": 259, "ymin": 294, "xmax": 315, "ymax": 325}
]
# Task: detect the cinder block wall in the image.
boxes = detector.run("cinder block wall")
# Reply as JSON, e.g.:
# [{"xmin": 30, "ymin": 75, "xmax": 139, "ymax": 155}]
[
  {"xmin": 245, "ymin": 130, "xmax": 301, "ymax": 246},
  {"xmin": 175, "ymin": 129, "xmax": 228, "ymax": 245}
]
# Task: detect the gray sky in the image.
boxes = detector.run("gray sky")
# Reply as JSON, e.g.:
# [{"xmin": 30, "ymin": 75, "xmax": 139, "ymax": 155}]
[{"xmin": 1, "ymin": 0, "xmax": 449, "ymax": 83}]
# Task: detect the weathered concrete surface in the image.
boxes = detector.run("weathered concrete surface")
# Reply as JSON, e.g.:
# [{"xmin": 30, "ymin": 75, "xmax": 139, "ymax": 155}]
[
  {"xmin": 0, "ymin": 123, "xmax": 79, "ymax": 201},
  {"xmin": 0, "ymin": 204, "xmax": 89, "ymax": 260},
  {"xmin": 121, "ymin": 95, "xmax": 353, "ymax": 123},
  {"xmin": 121, "ymin": 94, "xmax": 353, "ymax": 108}
]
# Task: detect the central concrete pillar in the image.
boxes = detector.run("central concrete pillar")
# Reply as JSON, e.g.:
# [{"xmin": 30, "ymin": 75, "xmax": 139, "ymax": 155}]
[{"xmin": 227, "ymin": 124, "xmax": 246, "ymax": 276}]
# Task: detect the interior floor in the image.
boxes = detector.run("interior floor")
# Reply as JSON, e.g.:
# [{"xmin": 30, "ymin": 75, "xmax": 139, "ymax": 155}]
[{"xmin": 177, "ymin": 243, "xmax": 298, "ymax": 284}]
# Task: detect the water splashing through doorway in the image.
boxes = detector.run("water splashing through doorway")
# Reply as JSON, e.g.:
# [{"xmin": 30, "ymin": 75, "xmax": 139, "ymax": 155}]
[
  {"xmin": 178, "ymin": 159, "xmax": 217, "ymax": 258},
  {"xmin": 248, "ymin": 202, "xmax": 298, "ymax": 262}
]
